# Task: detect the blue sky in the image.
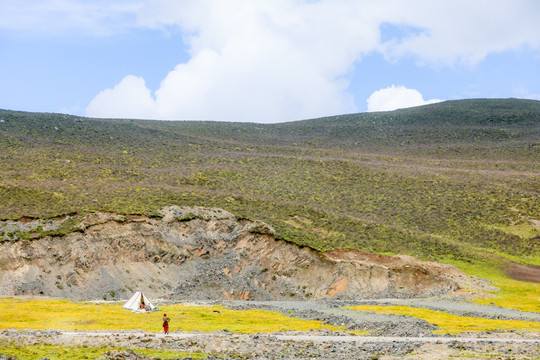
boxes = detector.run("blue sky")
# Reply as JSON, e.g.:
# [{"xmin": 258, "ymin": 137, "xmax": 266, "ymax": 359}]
[{"xmin": 1, "ymin": 0, "xmax": 539, "ymax": 123}]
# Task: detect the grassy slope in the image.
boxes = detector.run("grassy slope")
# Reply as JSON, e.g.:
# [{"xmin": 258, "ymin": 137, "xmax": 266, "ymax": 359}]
[{"xmin": 0, "ymin": 99, "xmax": 538, "ymax": 275}]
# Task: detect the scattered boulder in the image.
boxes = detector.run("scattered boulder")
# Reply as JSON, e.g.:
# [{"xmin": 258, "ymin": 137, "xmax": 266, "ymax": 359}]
[
  {"xmin": 0, "ymin": 354, "xmax": 19, "ymax": 360},
  {"xmin": 96, "ymin": 349, "xmax": 155, "ymax": 360}
]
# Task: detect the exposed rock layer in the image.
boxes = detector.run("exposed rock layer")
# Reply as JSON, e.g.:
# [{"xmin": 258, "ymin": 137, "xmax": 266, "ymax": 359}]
[{"xmin": 0, "ymin": 206, "xmax": 490, "ymax": 300}]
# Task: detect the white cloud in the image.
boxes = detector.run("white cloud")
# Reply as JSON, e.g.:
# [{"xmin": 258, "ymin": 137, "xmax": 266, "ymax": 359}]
[
  {"xmin": 0, "ymin": 0, "xmax": 143, "ymax": 37},
  {"xmin": 379, "ymin": 0, "xmax": 540, "ymax": 67},
  {"xmin": 84, "ymin": 0, "xmax": 540, "ymax": 122},
  {"xmin": 366, "ymin": 85, "xmax": 442, "ymax": 112},
  {"xmin": 8, "ymin": 0, "xmax": 536, "ymax": 121},
  {"xmin": 89, "ymin": 0, "xmax": 379, "ymax": 122},
  {"xmin": 512, "ymin": 85, "xmax": 540, "ymax": 101},
  {"xmin": 86, "ymin": 75, "xmax": 156, "ymax": 119}
]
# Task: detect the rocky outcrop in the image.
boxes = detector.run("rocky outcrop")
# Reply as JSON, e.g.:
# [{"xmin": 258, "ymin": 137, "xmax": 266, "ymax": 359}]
[{"xmin": 0, "ymin": 206, "xmax": 490, "ymax": 300}]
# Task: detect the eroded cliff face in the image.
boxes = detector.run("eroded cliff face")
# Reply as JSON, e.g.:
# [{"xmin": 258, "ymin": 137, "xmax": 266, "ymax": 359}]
[{"xmin": 0, "ymin": 206, "xmax": 490, "ymax": 300}]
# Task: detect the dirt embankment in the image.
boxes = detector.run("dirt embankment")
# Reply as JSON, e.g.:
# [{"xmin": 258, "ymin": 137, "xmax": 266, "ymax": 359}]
[{"xmin": 0, "ymin": 206, "xmax": 492, "ymax": 301}]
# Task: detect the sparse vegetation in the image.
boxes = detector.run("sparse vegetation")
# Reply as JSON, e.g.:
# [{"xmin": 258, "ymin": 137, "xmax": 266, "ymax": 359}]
[
  {"xmin": 0, "ymin": 98, "xmax": 538, "ymax": 280},
  {"xmin": 177, "ymin": 212, "xmax": 198, "ymax": 221},
  {"xmin": 0, "ymin": 344, "xmax": 208, "ymax": 360}
]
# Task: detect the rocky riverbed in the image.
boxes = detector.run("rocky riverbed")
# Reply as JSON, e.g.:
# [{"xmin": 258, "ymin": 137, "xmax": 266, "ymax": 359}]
[{"xmin": 1, "ymin": 327, "xmax": 539, "ymax": 360}]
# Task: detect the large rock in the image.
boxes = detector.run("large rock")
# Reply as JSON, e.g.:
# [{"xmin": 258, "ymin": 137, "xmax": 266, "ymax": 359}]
[{"xmin": 96, "ymin": 349, "xmax": 153, "ymax": 360}]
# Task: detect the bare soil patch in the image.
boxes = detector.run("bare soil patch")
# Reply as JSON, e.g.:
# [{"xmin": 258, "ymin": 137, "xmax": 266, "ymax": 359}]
[{"xmin": 506, "ymin": 262, "xmax": 540, "ymax": 283}]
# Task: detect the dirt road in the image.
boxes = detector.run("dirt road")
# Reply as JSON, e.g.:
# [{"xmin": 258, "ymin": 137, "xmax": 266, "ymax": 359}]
[{"xmin": 52, "ymin": 330, "xmax": 540, "ymax": 343}]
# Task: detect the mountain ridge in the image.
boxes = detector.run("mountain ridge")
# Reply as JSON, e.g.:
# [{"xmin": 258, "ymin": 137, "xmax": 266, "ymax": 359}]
[{"xmin": 0, "ymin": 98, "xmax": 538, "ymax": 276}]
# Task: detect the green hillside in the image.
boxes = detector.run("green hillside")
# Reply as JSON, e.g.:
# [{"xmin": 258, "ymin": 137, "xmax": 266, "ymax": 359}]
[{"xmin": 0, "ymin": 98, "xmax": 538, "ymax": 271}]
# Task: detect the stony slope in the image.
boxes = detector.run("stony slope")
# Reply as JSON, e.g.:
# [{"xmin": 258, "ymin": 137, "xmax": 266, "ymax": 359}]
[{"xmin": 0, "ymin": 206, "xmax": 491, "ymax": 301}]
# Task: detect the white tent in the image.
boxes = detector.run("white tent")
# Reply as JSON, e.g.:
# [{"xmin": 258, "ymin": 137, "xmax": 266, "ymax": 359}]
[{"xmin": 122, "ymin": 291, "xmax": 158, "ymax": 312}]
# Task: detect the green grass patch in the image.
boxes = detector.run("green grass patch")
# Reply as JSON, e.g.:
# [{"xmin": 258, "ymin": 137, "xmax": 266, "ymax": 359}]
[
  {"xmin": 443, "ymin": 258, "xmax": 540, "ymax": 313},
  {"xmin": 346, "ymin": 305, "xmax": 540, "ymax": 334},
  {"xmin": 0, "ymin": 298, "xmax": 342, "ymax": 333},
  {"xmin": 0, "ymin": 344, "xmax": 207, "ymax": 360},
  {"xmin": 474, "ymin": 279, "xmax": 540, "ymax": 314},
  {"xmin": 491, "ymin": 221, "xmax": 539, "ymax": 239}
]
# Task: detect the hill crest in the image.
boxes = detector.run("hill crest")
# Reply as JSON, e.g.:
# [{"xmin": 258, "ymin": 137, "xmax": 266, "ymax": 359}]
[{"xmin": 0, "ymin": 98, "xmax": 538, "ymax": 276}]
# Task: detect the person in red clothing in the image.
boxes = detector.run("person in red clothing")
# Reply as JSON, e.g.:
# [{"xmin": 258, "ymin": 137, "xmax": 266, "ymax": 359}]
[{"xmin": 162, "ymin": 313, "xmax": 170, "ymax": 334}]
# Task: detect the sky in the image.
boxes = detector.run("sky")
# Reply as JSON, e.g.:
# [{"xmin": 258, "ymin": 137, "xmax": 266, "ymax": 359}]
[{"xmin": 0, "ymin": 0, "xmax": 539, "ymax": 123}]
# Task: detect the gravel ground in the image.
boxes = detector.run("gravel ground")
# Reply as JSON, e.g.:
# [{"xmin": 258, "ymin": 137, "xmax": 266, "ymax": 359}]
[
  {"xmin": 1, "ymin": 329, "xmax": 539, "ymax": 360},
  {"xmin": 215, "ymin": 299, "xmax": 540, "ymax": 335},
  {"xmin": 354, "ymin": 298, "xmax": 540, "ymax": 321},
  {"xmin": 223, "ymin": 300, "xmax": 436, "ymax": 336}
]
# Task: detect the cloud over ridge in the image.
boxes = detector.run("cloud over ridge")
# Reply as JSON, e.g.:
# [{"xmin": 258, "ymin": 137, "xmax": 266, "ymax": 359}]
[
  {"xmin": 366, "ymin": 85, "xmax": 442, "ymax": 112},
  {"xmin": 9, "ymin": 0, "xmax": 535, "ymax": 122}
]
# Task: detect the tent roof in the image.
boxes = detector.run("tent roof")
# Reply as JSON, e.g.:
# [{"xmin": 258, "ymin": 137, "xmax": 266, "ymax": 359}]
[{"xmin": 122, "ymin": 291, "xmax": 157, "ymax": 311}]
